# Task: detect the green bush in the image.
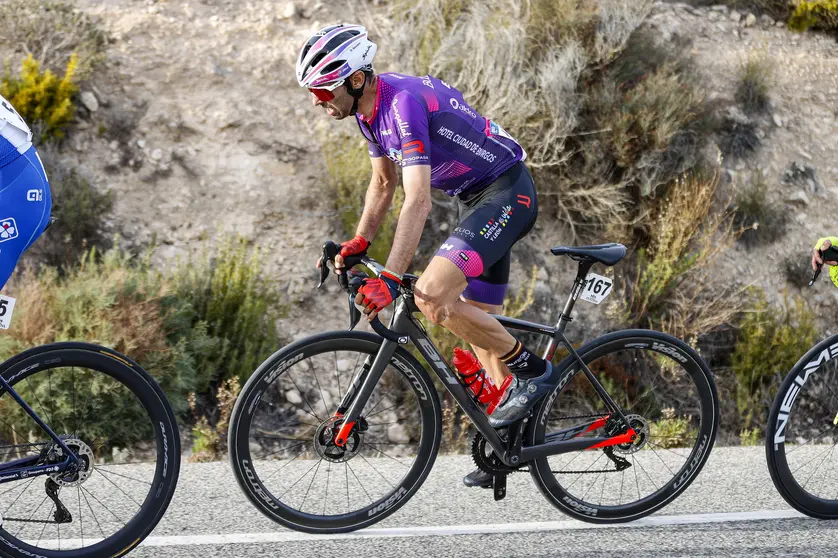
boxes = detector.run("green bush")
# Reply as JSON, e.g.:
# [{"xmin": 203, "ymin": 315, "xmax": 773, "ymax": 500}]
[
  {"xmin": 0, "ymin": 248, "xmax": 198, "ymax": 423},
  {"xmin": 733, "ymin": 173, "xmax": 786, "ymax": 247},
  {"xmin": 1, "ymin": 54, "xmax": 79, "ymax": 142},
  {"xmin": 731, "ymin": 291, "xmax": 818, "ymax": 430},
  {"xmin": 0, "ymin": 0, "xmax": 107, "ymax": 78},
  {"xmin": 789, "ymin": 1, "xmax": 838, "ymax": 34},
  {"xmin": 170, "ymin": 237, "xmax": 285, "ymax": 392},
  {"xmin": 0, "ymin": 240, "xmax": 285, "ymax": 447}
]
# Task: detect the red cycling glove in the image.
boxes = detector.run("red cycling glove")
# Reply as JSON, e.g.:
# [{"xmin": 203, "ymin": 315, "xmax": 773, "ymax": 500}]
[
  {"xmin": 340, "ymin": 235, "xmax": 370, "ymax": 258},
  {"xmin": 358, "ymin": 271, "xmax": 402, "ymax": 313}
]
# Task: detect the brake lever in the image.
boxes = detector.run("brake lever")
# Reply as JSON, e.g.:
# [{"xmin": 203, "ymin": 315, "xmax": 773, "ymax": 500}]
[{"xmin": 317, "ymin": 241, "xmax": 341, "ymax": 289}]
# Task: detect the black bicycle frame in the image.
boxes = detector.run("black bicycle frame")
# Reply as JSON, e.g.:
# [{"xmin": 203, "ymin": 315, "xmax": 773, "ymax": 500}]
[
  {"xmin": 333, "ymin": 260, "xmax": 635, "ymax": 468},
  {"xmin": 0, "ymin": 373, "xmax": 77, "ymax": 484}
]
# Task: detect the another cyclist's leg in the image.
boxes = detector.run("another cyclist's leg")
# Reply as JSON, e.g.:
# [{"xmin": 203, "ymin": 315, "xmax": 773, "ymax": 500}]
[{"xmin": 0, "ymin": 145, "xmax": 51, "ymax": 291}]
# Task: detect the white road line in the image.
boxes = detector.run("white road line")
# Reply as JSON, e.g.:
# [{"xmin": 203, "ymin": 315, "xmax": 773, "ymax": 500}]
[{"xmin": 27, "ymin": 509, "xmax": 808, "ymax": 549}]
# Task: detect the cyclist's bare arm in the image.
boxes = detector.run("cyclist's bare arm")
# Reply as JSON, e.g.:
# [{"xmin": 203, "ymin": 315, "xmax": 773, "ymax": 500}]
[
  {"xmin": 356, "ymin": 156, "xmax": 400, "ymax": 241},
  {"xmin": 329, "ymin": 156, "xmax": 399, "ymax": 272},
  {"xmin": 384, "ymin": 165, "xmax": 432, "ymax": 276}
]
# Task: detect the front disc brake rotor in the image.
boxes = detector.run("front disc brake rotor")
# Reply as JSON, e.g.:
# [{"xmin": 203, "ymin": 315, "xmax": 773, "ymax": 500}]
[{"xmin": 314, "ymin": 417, "xmax": 365, "ymax": 463}]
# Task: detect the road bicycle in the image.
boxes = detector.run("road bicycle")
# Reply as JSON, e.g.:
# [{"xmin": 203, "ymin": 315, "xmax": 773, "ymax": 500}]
[
  {"xmin": 228, "ymin": 241, "xmax": 719, "ymax": 533},
  {"xmin": 765, "ymin": 246, "xmax": 838, "ymax": 519},
  {"xmin": 0, "ymin": 304, "xmax": 180, "ymax": 557}
]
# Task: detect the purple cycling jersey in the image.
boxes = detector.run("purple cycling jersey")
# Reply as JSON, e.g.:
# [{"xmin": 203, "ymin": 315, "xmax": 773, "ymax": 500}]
[{"xmin": 357, "ymin": 73, "xmax": 526, "ymax": 197}]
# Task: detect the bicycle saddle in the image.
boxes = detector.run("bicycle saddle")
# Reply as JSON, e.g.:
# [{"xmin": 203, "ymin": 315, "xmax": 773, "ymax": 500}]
[{"xmin": 550, "ymin": 243, "xmax": 626, "ymax": 266}]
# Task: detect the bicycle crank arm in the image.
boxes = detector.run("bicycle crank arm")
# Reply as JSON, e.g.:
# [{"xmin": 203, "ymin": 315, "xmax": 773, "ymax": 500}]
[{"xmin": 517, "ymin": 428, "xmax": 637, "ymax": 463}]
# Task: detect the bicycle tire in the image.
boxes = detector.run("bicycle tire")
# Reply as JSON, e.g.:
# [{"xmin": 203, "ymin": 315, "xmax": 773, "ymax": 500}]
[
  {"xmin": 528, "ymin": 329, "xmax": 718, "ymax": 523},
  {"xmin": 229, "ymin": 331, "xmax": 442, "ymax": 533},
  {"xmin": 766, "ymin": 334, "xmax": 838, "ymax": 519},
  {"xmin": 0, "ymin": 343, "xmax": 180, "ymax": 558}
]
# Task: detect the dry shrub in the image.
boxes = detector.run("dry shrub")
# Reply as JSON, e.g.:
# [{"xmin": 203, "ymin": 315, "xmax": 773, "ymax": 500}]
[
  {"xmin": 736, "ymin": 51, "xmax": 773, "ymax": 115},
  {"xmin": 615, "ymin": 172, "xmax": 746, "ymax": 343},
  {"xmin": 733, "ymin": 172, "xmax": 786, "ymax": 247},
  {"xmin": 367, "ymin": 0, "xmax": 714, "ymax": 240},
  {"xmin": 189, "ymin": 377, "xmax": 241, "ymax": 462},
  {"xmin": 0, "ymin": 0, "xmax": 107, "ymax": 78}
]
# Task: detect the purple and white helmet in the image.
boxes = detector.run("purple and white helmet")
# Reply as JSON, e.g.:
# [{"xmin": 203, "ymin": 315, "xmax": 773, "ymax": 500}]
[{"xmin": 296, "ymin": 24, "xmax": 377, "ymax": 89}]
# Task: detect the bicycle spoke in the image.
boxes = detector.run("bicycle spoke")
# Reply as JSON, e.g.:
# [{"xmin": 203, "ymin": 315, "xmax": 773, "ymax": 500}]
[
  {"xmin": 94, "ymin": 468, "xmax": 143, "ymax": 508},
  {"xmin": 357, "ymin": 453, "xmax": 396, "ymax": 488},
  {"xmin": 15, "ymin": 494, "xmax": 48, "ymax": 538},
  {"xmin": 334, "ymin": 352, "xmax": 343, "ymax": 401},
  {"xmin": 81, "ymin": 485, "xmax": 123, "ymax": 522},
  {"xmin": 303, "ymin": 359, "xmax": 331, "ymax": 417},
  {"xmin": 299, "ymin": 459, "xmax": 323, "ymax": 513},
  {"xmin": 4, "ymin": 477, "xmax": 36, "ymax": 516},
  {"xmin": 285, "ymin": 369, "xmax": 323, "ymax": 422},
  {"xmin": 92, "ymin": 466, "xmax": 151, "ymax": 486},
  {"xmin": 362, "ymin": 443, "xmax": 411, "ymax": 467},
  {"xmin": 261, "ymin": 449, "xmax": 307, "ymax": 483},
  {"xmin": 346, "ymin": 461, "xmax": 374, "ymax": 505},
  {"xmin": 80, "ymin": 485, "xmax": 107, "ymax": 539},
  {"xmin": 277, "ymin": 459, "xmax": 323, "ymax": 501},
  {"xmin": 23, "ymin": 376, "xmax": 54, "ymax": 434}
]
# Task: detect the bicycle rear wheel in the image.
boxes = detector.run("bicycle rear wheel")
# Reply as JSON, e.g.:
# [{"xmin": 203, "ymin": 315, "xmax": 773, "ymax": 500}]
[
  {"xmin": 0, "ymin": 343, "xmax": 180, "ymax": 558},
  {"xmin": 528, "ymin": 330, "xmax": 718, "ymax": 522},
  {"xmin": 766, "ymin": 334, "xmax": 838, "ymax": 519},
  {"xmin": 228, "ymin": 331, "xmax": 442, "ymax": 533}
]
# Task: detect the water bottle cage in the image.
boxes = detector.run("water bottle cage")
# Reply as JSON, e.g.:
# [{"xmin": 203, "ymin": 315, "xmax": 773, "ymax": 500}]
[{"xmin": 460, "ymin": 370, "xmax": 488, "ymax": 400}]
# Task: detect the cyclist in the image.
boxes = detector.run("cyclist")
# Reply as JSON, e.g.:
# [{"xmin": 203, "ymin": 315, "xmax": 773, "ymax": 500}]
[
  {"xmin": 0, "ymin": 94, "xmax": 52, "ymax": 292},
  {"xmin": 299, "ymin": 24, "xmax": 559, "ymax": 488},
  {"xmin": 813, "ymin": 237, "xmax": 838, "ymax": 290}
]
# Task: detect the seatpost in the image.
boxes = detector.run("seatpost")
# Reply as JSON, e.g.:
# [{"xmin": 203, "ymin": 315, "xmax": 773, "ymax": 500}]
[{"xmin": 556, "ymin": 259, "xmax": 593, "ymax": 334}]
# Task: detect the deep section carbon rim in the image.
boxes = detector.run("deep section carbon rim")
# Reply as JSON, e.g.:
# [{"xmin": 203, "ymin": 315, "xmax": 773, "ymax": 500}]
[
  {"xmin": 530, "ymin": 332, "xmax": 717, "ymax": 522},
  {"xmin": 230, "ymin": 332, "xmax": 440, "ymax": 533},
  {"xmin": 767, "ymin": 337, "xmax": 838, "ymax": 518},
  {"xmin": 0, "ymin": 346, "xmax": 180, "ymax": 558}
]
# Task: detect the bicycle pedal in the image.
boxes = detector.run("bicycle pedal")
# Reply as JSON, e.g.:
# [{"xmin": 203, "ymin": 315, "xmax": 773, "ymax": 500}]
[{"xmin": 493, "ymin": 475, "xmax": 507, "ymax": 501}]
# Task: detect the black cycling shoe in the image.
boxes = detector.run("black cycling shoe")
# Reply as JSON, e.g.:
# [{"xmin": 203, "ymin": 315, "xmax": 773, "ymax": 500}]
[
  {"xmin": 488, "ymin": 361, "xmax": 558, "ymax": 428},
  {"xmin": 463, "ymin": 468, "xmax": 493, "ymax": 488}
]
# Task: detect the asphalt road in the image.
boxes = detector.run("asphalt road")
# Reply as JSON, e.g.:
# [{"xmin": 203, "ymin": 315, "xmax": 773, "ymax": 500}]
[
  {"xmin": 132, "ymin": 446, "xmax": 838, "ymax": 557},
  {"xmin": 8, "ymin": 446, "xmax": 838, "ymax": 557}
]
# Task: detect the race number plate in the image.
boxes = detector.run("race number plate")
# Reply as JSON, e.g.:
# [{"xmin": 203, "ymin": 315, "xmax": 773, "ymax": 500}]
[
  {"xmin": 580, "ymin": 273, "xmax": 613, "ymax": 305},
  {"xmin": 0, "ymin": 295, "xmax": 16, "ymax": 329}
]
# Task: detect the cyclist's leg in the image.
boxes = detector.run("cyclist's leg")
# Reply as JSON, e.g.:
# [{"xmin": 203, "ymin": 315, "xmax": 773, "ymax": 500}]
[
  {"xmin": 461, "ymin": 253, "xmax": 512, "ymax": 387},
  {"xmin": 0, "ymin": 146, "xmax": 52, "ymax": 291},
  {"xmin": 416, "ymin": 162, "xmax": 537, "ymax": 361}
]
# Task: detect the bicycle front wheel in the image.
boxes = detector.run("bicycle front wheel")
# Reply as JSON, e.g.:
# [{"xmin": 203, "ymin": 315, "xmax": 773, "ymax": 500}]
[
  {"xmin": 229, "ymin": 330, "xmax": 442, "ymax": 533},
  {"xmin": 766, "ymin": 334, "xmax": 838, "ymax": 519},
  {"xmin": 0, "ymin": 343, "xmax": 180, "ymax": 558},
  {"xmin": 529, "ymin": 330, "xmax": 718, "ymax": 523}
]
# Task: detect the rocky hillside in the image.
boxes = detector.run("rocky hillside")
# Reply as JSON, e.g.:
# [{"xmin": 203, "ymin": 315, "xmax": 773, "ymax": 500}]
[{"xmin": 35, "ymin": 0, "xmax": 838, "ymax": 342}]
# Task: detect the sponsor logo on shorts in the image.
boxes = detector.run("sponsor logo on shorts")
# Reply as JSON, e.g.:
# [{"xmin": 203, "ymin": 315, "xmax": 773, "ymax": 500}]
[{"xmin": 480, "ymin": 205, "xmax": 513, "ymax": 241}]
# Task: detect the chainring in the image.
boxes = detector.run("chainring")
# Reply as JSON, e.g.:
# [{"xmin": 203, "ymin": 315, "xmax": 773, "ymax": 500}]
[{"xmin": 471, "ymin": 432, "xmax": 517, "ymax": 477}]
